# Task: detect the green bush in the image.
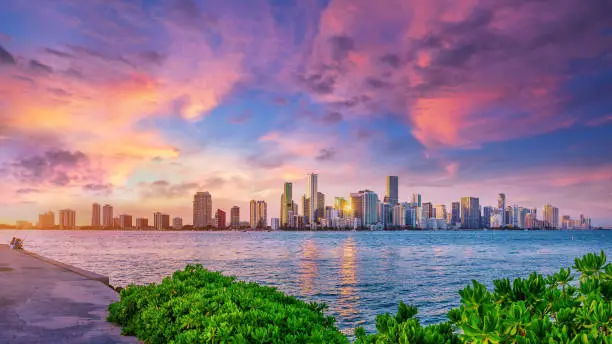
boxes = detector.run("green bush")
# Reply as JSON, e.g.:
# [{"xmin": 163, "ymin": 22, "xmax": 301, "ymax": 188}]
[
  {"xmin": 355, "ymin": 250, "xmax": 612, "ymax": 343},
  {"xmin": 107, "ymin": 264, "xmax": 348, "ymax": 343},
  {"xmin": 109, "ymin": 251, "xmax": 612, "ymax": 343}
]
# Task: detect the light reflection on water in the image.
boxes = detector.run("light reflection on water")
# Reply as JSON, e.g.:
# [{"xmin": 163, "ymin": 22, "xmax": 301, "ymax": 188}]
[{"xmin": 2, "ymin": 229, "xmax": 611, "ymax": 332}]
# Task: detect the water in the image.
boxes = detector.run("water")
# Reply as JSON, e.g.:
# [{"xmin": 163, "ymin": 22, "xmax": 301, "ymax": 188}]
[{"xmin": 2, "ymin": 230, "xmax": 611, "ymax": 333}]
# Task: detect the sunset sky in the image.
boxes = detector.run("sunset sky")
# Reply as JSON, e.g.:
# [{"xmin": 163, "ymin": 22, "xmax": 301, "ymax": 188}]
[{"xmin": 1, "ymin": 0, "xmax": 611, "ymax": 225}]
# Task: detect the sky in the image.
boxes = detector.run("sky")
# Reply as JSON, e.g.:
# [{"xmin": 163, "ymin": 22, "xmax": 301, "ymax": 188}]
[{"xmin": 0, "ymin": 0, "xmax": 611, "ymax": 226}]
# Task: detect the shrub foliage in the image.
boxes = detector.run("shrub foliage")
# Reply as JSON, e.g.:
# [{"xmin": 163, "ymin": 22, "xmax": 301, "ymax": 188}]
[
  {"xmin": 107, "ymin": 264, "xmax": 348, "ymax": 343},
  {"xmin": 109, "ymin": 251, "xmax": 612, "ymax": 343}
]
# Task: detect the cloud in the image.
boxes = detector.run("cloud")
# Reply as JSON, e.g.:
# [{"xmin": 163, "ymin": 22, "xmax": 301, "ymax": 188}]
[
  {"xmin": 10, "ymin": 150, "xmax": 93, "ymax": 186},
  {"xmin": 29, "ymin": 60, "xmax": 53, "ymax": 74},
  {"xmin": 15, "ymin": 188, "xmax": 40, "ymax": 194},
  {"xmin": 315, "ymin": 148, "xmax": 336, "ymax": 161},
  {"xmin": 139, "ymin": 180, "xmax": 201, "ymax": 199},
  {"xmin": 83, "ymin": 183, "xmax": 113, "ymax": 195},
  {"xmin": 0, "ymin": 44, "xmax": 15, "ymax": 65},
  {"xmin": 228, "ymin": 110, "xmax": 252, "ymax": 124},
  {"xmin": 321, "ymin": 111, "xmax": 343, "ymax": 124}
]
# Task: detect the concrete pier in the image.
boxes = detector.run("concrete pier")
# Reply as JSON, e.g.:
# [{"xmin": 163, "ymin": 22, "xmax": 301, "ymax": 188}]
[{"xmin": 0, "ymin": 245, "xmax": 138, "ymax": 344}]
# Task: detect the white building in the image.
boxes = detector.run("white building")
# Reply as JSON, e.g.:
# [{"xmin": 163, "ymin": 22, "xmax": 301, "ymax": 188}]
[
  {"xmin": 306, "ymin": 173, "xmax": 318, "ymax": 229},
  {"xmin": 271, "ymin": 218, "xmax": 280, "ymax": 230},
  {"xmin": 59, "ymin": 209, "xmax": 76, "ymax": 229}
]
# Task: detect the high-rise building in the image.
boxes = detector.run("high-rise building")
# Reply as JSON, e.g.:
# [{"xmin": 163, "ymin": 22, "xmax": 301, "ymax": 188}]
[
  {"xmin": 250, "ymin": 200, "xmax": 267, "ymax": 228},
  {"xmin": 543, "ymin": 204, "xmax": 559, "ymax": 229},
  {"xmin": 350, "ymin": 192, "xmax": 363, "ymax": 223},
  {"xmin": 504, "ymin": 206, "xmax": 512, "ymax": 227},
  {"xmin": 215, "ymin": 209, "xmax": 226, "ymax": 228},
  {"xmin": 306, "ymin": 173, "xmax": 318, "ymax": 228},
  {"xmin": 451, "ymin": 202, "xmax": 460, "ymax": 225},
  {"xmin": 193, "ymin": 192, "xmax": 212, "ymax": 228},
  {"xmin": 59, "ymin": 209, "xmax": 76, "ymax": 229},
  {"xmin": 119, "ymin": 214, "xmax": 132, "ymax": 229},
  {"xmin": 136, "ymin": 217, "xmax": 148, "ymax": 229},
  {"xmin": 173, "ymin": 217, "xmax": 183, "ymax": 230},
  {"xmin": 519, "ymin": 207, "xmax": 529, "ymax": 229},
  {"xmin": 91, "ymin": 203, "xmax": 101, "ymax": 227},
  {"xmin": 316, "ymin": 192, "xmax": 325, "ymax": 222},
  {"xmin": 422, "ymin": 202, "xmax": 433, "ymax": 220},
  {"xmin": 334, "ymin": 197, "xmax": 347, "ymax": 218},
  {"xmin": 301, "ymin": 195, "xmax": 310, "ymax": 225},
  {"xmin": 482, "ymin": 206, "xmax": 493, "ymax": 228},
  {"xmin": 230, "ymin": 206, "xmax": 240, "ymax": 228},
  {"xmin": 392, "ymin": 203, "xmax": 406, "ymax": 226},
  {"xmin": 460, "ymin": 197, "xmax": 480, "ymax": 229},
  {"xmin": 378, "ymin": 202, "xmax": 392, "ymax": 227},
  {"xmin": 362, "ymin": 190, "xmax": 379, "ymax": 226},
  {"xmin": 436, "ymin": 204, "xmax": 447, "ymax": 221},
  {"xmin": 38, "ymin": 211, "xmax": 55, "ymax": 228},
  {"xmin": 271, "ymin": 218, "xmax": 280, "ymax": 230},
  {"xmin": 102, "ymin": 204, "xmax": 113, "ymax": 228},
  {"xmin": 113, "ymin": 217, "xmax": 120, "ymax": 229},
  {"xmin": 411, "ymin": 193, "xmax": 422, "ymax": 207},
  {"xmin": 154, "ymin": 212, "xmax": 170, "ymax": 230},
  {"xmin": 385, "ymin": 176, "xmax": 399, "ymax": 204},
  {"xmin": 281, "ymin": 182, "xmax": 293, "ymax": 227},
  {"xmin": 497, "ymin": 193, "xmax": 506, "ymax": 225}
]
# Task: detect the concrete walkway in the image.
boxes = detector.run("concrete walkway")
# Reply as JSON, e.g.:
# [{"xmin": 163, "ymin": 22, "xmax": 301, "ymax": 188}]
[{"xmin": 0, "ymin": 245, "xmax": 139, "ymax": 344}]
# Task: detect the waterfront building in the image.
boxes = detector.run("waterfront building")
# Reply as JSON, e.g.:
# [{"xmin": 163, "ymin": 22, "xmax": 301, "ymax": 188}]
[
  {"xmin": 113, "ymin": 217, "xmax": 120, "ymax": 229},
  {"xmin": 302, "ymin": 194, "xmax": 310, "ymax": 225},
  {"xmin": 38, "ymin": 211, "xmax": 55, "ymax": 228},
  {"xmin": 519, "ymin": 207, "xmax": 529, "ymax": 229},
  {"xmin": 362, "ymin": 190, "xmax": 379, "ymax": 227},
  {"xmin": 288, "ymin": 210, "xmax": 296, "ymax": 228},
  {"xmin": 392, "ymin": 203, "xmax": 407, "ymax": 226},
  {"xmin": 512, "ymin": 204, "xmax": 519, "ymax": 228},
  {"xmin": 154, "ymin": 212, "xmax": 170, "ymax": 230},
  {"xmin": 350, "ymin": 192, "xmax": 363, "ymax": 223},
  {"xmin": 91, "ymin": 203, "xmax": 101, "ymax": 227},
  {"xmin": 306, "ymin": 173, "xmax": 318, "ymax": 229},
  {"xmin": 271, "ymin": 218, "xmax": 280, "ymax": 230},
  {"xmin": 422, "ymin": 202, "xmax": 433, "ymax": 220},
  {"xmin": 59, "ymin": 209, "xmax": 76, "ymax": 229},
  {"xmin": 172, "ymin": 217, "xmax": 183, "ymax": 230},
  {"xmin": 215, "ymin": 209, "xmax": 226, "ymax": 228},
  {"xmin": 334, "ymin": 197, "xmax": 347, "ymax": 218},
  {"xmin": 135, "ymin": 217, "xmax": 148, "ymax": 229},
  {"xmin": 435, "ymin": 204, "xmax": 447, "ymax": 221},
  {"xmin": 461, "ymin": 197, "xmax": 480, "ymax": 229},
  {"xmin": 316, "ymin": 192, "xmax": 325, "ymax": 223},
  {"xmin": 119, "ymin": 214, "xmax": 133, "ymax": 229},
  {"xmin": 378, "ymin": 202, "xmax": 393, "ymax": 228},
  {"xmin": 250, "ymin": 200, "xmax": 267, "ymax": 228},
  {"xmin": 193, "ymin": 191, "xmax": 212, "ymax": 228},
  {"xmin": 561, "ymin": 215, "xmax": 571, "ymax": 229},
  {"xmin": 280, "ymin": 182, "xmax": 293, "ymax": 227},
  {"xmin": 324, "ymin": 206, "xmax": 338, "ymax": 227},
  {"xmin": 490, "ymin": 210, "xmax": 503, "ymax": 228},
  {"xmin": 451, "ymin": 202, "xmax": 460, "ymax": 225},
  {"xmin": 504, "ymin": 206, "xmax": 512, "ymax": 227},
  {"xmin": 543, "ymin": 204, "xmax": 559, "ymax": 229},
  {"xmin": 385, "ymin": 176, "xmax": 399, "ymax": 204},
  {"xmin": 102, "ymin": 204, "xmax": 113, "ymax": 228},
  {"xmin": 482, "ymin": 206, "xmax": 493, "ymax": 228},
  {"xmin": 230, "ymin": 206, "xmax": 240, "ymax": 228},
  {"xmin": 498, "ymin": 193, "xmax": 506, "ymax": 226}
]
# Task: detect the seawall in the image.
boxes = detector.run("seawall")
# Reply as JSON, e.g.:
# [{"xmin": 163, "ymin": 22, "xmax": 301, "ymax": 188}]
[{"xmin": 0, "ymin": 244, "xmax": 138, "ymax": 344}]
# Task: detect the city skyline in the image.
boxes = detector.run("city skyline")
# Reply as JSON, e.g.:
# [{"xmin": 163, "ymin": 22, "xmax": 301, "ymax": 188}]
[
  {"xmin": 8, "ymin": 173, "xmax": 594, "ymax": 229},
  {"xmin": 0, "ymin": 1, "xmax": 611, "ymax": 225}
]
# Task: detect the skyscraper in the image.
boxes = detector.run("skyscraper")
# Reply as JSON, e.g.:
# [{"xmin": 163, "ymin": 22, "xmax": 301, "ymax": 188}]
[
  {"xmin": 350, "ymin": 192, "xmax": 363, "ymax": 222},
  {"xmin": 193, "ymin": 192, "xmax": 212, "ymax": 228},
  {"xmin": 362, "ymin": 190, "xmax": 379, "ymax": 226},
  {"xmin": 460, "ymin": 197, "xmax": 480, "ymax": 229},
  {"xmin": 135, "ymin": 218, "xmax": 148, "ymax": 229},
  {"xmin": 436, "ymin": 204, "xmax": 447, "ymax": 220},
  {"xmin": 230, "ymin": 206, "xmax": 240, "ymax": 228},
  {"xmin": 173, "ymin": 217, "xmax": 183, "ymax": 230},
  {"xmin": 482, "ymin": 206, "xmax": 493, "ymax": 228},
  {"xmin": 543, "ymin": 204, "xmax": 559, "ymax": 229},
  {"xmin": 250, "ymin": 200, "xmax": 268, "ymax": 228},
  {"xmin": 316, "ymin": 191, "xmax": 325, "ymax": 222},
  {"xmin": 91, "ymin": 203, "xmax": 101, "ymax": 227},
  {"xmin": 498, "ymin": 193, "xmax": 506, "ymax": 226},
  {"xmin": 385, "ymin": 176, "xmax": 399, "ymax": 204},
  {"xmin": 334, "ymin": 197, "xmax": 347, "ymax": 218},
  {"xmin": 281, "ymin": 182, "xmax": 293, "ymax": 227},
  {"xmin": 154, "ymin": 212, "xmax": 170, "ymax": 230},
  {"xmin": 102, "ymin": 204, "xmax": 113, "ymax": 228},
  {"xmin": 38, "ymin": 211, "xmax": 55, "ymax": 228},
  {"xmin": 422, "ymin": 202, "xmax": 433, "ymax": 220},
  {"xmin": 59, "ymin": 209, "xmax": 76, "ymax": 229},
  {"xmin": 302, "ymin": 195, "xmax": 310, "ymax": 225},
  {"xmin": 306, "ymin": 173, "xmax": 318, "ymax": 228},
  {"xmin": 451, "ymin": 202, "xmax": 460, "ymax": 225}
]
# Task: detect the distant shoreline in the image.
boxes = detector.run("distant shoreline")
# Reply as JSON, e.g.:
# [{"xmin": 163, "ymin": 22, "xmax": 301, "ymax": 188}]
[{"xmin": 1, "ymin": 227, "xmax": 609, "ymax": 231}]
